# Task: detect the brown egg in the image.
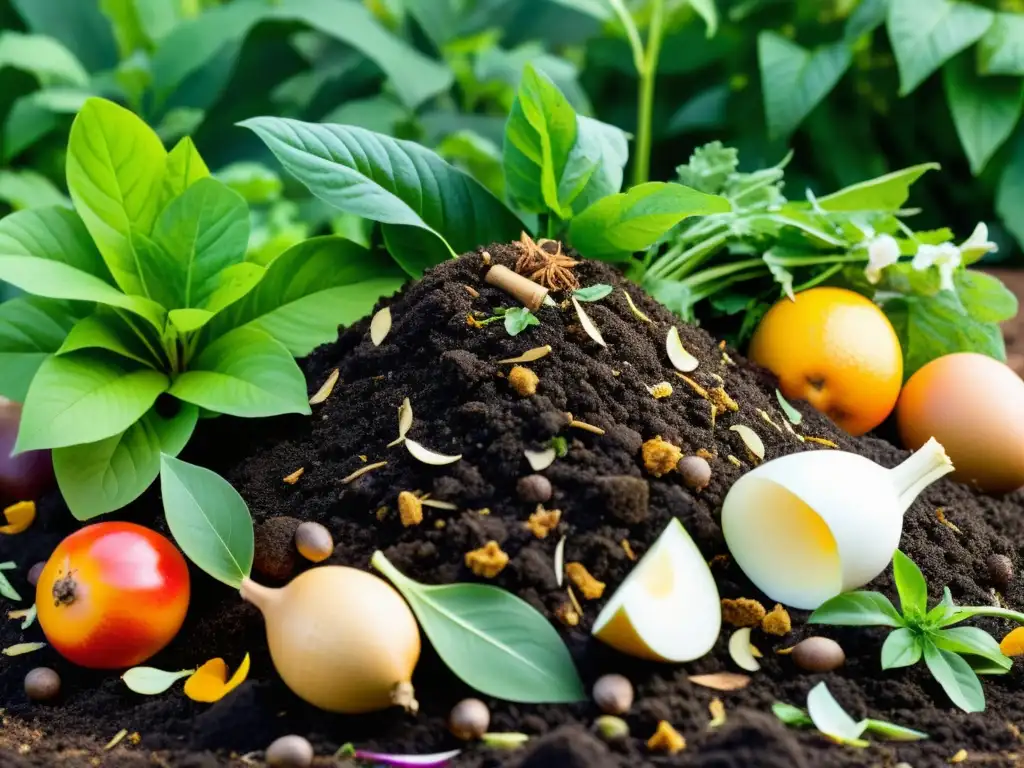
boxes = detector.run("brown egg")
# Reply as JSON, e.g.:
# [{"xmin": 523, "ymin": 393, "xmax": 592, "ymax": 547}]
[{"xmin": 897, "ymin": 353, "xmax": 1024, "ymax": 494}]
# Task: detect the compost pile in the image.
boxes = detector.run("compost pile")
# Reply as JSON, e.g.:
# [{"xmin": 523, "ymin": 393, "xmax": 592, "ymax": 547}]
[{"xmin": 3, "ymin": 244, "xmax": 1024, "ymax": 768}]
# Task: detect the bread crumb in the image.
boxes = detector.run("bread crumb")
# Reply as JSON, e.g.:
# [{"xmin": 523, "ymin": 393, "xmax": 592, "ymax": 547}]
[
  {"xmin": 509, "ymin": 365, "xmax": 539, "ymax": 396},
  {"xmin": 648, "ymin": 382, "xmax": 673, "ymax": 399},
  {"xmin": 641, "ymin": 436, "xmax": 682, "ymax": 478},
  {"xmin": 762, "ymin": 603, "xmax": 792, "ymax": 636},
  {"xmin": 555, "ymin": 601, "xmax": 580, "ymax": 627},
  {"xmin": 566, "ymin": 562, "xmax": 605, "ymax": 600},
  {"xmin": 398, "ymin": 491, "xmax": 423, "ymax": 527},
  {"xmin": 525, "ymin": 506, "xmax": 561, "ymax": 539},
  {"xmin": 721, "ymin": 597, "xmax": 766, "ymax": 627},
  {"xmin": 709, "ymin": 386, "xmax": 738, "ymax": 412},
  {"xmin": 465, "ymin": 541, "xmax": 509, "ymax": 578},
  {"xmin": 647, "ymin": 721, "xmax": 685, "ymax": 754}
]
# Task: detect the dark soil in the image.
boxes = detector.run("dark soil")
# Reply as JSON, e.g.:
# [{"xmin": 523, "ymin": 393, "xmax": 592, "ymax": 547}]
[{"xmin": 3, "ymin": 247, "xmax": 1024, "ymax": 767}]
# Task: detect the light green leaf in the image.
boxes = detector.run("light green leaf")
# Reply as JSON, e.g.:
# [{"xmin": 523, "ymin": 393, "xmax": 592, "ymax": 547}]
[
  {"xmin": 57, "ymin": 310, "xmax": 159, "ymax": 367},
  {"xmin": 573, "ymin": 284, "xmax": 613, "ymax": 302},
  {"xmin": 242, "ymin": 118, "xmax": 522, "ymax": 278},
  {"xmin": 922, "ymin": 639, "xmax": 985, "ymax": 712},
  {"xmin": 16, "ymin": 353, "xmax": 168, "ymax": 452},
  {"xmin": 844, "ymin": 0, "xmax": 889, "ymax": 41},
  {"xmin": 809, "ymin": 591, "xmax": 904, "ymax": 627},
  {"xmin": 0, "ymin": 297, "xmax": 83, "ymax": 402},
  {"xmin": 880, "ymin": 627, "xmax": 923, "ymax": 669},
  {"xmin": 816, "ymin": 163, "xmax": 939, "ymax": 212},
  {"xmin": 0, "ymin": 170, "xmax": 69, "ymax": 211},
  {"xmin": 772, "ymin": 701, "xmax": 813, "ymax": 727},
  {"xmin": 211, "ymin": 237, "xmax": 403, "ymax": 356},
  {"xmin": 372, "ymin": 552, "xmax": 586, "ymax": 703},
  {"xmin": 758, "ymin": 32, "xmax": 852, "ymax": 139},
  {"xmin": 151, "ymin": 177, "xmax": 250, "ymax": 309},
  {"xmin": 943, "ymin": 54, "xmax": 1023, "ymax": 175},
  {"xmin": 980, "ymin": 12, "xmax": 1024, "ymax": 75},
  {"xmin": 998, "ymin": 133, "xmax": 1024, "ymax": 251},
  {"xmin": 54, "ymin": 403, "xmax": 198, "ymax": 520},
  {"xmin": 955, "ymin": 270, "xmax": 1019, "ymax": 324},
  {"xmin": 504, "ymin": 307, "xmax": 539, "ymax": 336},
  {"xmin": 122, "ymin": 666, "xmax": 195, "ymax": 695},
  {"xmin": 686, "ymin": 0, "xmax": 718, "ymax": 37},
  {"xmin": 933, "ymin": 626, "xmax": 1012, "ymax": 672},
  {"xmin": 66, "ymin": 97, "xmax": 168, "ymax": 297},
  {"xmin": 887, "ymin": 0, "xmax": 994, "ymax": 95},
  {"xmin": 0, "ymin": 562, "xmax": 20, "ymax": 601},
  {"xmin": 926, "ymin": 586, "xmax": 957, "ymax": 625},
  {"xmin": 892, "ymin": 550, "xmax": 928, "ymax": 619},
  {"xmin": 569, "ymin": 182, "xmax": 730, "ymax": 261},
  {"xmin": 806, "ymin": 682, "xmax": 868, "ymax": 744},
  {"xmin": 216, "ymin": 162, "xmax": 282, "ymax": 205},
  {"xmin": 856, "ymin": 718, "xmax": 929, "ymax": 741},
  {"xmin": 169, "ymin": 327, "xmax": 310, "ymax": 418},
  {"xmin": 0, "ymin": 31, "xmax": 89, "ymax": 86},
  {"xmin": 775, "ymin": 389, "xmax": 803, "ymax": 425},
  {"xmin": 160, "ymin": 454, "xmax": 254, "ymax": 589},
  {"xmin": 160, "ymin": 136, "xmax": 210, "ymax": 213}
]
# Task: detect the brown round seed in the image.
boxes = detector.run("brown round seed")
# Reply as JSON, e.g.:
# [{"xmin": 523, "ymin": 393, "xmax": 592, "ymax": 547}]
[
  {"xmin": 792, "ymin": 636, "xmax": 845, "ymax": 672},
  {"xmin": 24, "ymin": 667, "xmax": 60, "ymax": 702},
  {"xmin": 592, "ymin": 673, "xmax": 634, "ymax": 715},
  {"xmin": 449, "ymin": 698, "xmax": 490, "ymax": 741},
  {"xmin": 265, "ymin": 735, "xmax": 313, "ymax": 767},
  {"xmin": 678, "ymin": 456, "xmax": 711, "ymax": 492},
  {"xmin": 517, "ymin": 474, "xmax": 552, "ymax": 504},
  {"xmin": 27, "ymin": 561, "xmax": 46, "ymax": 587},
  {"xmin": 294, "ymin": 522, "xmax": 333, "ymax": 563},
  {"xmin": 988, "ymin": 554, "xmax": 1013, "ymax": 591}
]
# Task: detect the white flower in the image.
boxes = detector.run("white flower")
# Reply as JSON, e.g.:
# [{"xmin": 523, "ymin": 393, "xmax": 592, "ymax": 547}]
[
  {"xmin": 912, "ymin": 242, "xmax": 961, "ymax": 292},
  {"xmin": 864, "ymin": 234, "xmax": 900, "ymax": 284},
  {"xmin": 958, "ymin": 222, "xmax": 997, "ymax": 264}
]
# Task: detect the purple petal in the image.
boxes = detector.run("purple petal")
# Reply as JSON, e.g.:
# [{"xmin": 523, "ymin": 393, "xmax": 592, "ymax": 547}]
[{"xmin": 354, "ymin": 748, "xmax": 462, "ymax": 767}]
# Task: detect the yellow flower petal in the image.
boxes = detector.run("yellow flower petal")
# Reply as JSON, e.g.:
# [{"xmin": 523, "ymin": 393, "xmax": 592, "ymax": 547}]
[
  {"xmin": 1001, "ymin": 627, "xmax": 1024, "ymax": 657},
  {"xmin": 0, "ymin": 501, "xmax": 35, "ymax": 534},
  {"xmin": 184, "ymin": 654, "xmax": 250, "ymax": 703}
]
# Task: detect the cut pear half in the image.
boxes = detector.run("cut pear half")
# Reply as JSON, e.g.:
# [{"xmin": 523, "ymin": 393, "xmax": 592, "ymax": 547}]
[{"xmin": 592, "ymin": 518, "xmax": 721, "ymax": 662}]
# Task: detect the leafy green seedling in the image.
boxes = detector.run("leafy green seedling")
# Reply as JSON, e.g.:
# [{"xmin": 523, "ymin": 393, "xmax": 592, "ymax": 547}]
[
  {"xmin": 0, "ymin": 98, "xmax": 404, "ymax": 520},
  {"xmin": 773, "ymin": 682, "xmax": 927, "ymax": 744},
  {"xmin": 811, "ymin": 550, "xmax": 1024, "ymax": 712},
  {"xmin": 572, "ymin": 283, "xmax": 613, "ymax": 302},
  {"xmin": 504, "ymin": 307, "xmax": 540, "ymax": 336}
]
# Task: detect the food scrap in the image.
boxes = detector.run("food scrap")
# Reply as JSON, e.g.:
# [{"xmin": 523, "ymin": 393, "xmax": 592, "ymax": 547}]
[
  {"xmin": 621, "ymin": 540, "xmax": 637, "ymax": 560},
  {"xmin": 309, "ymin": 369, "xmax": 340, "ymax": 405},
  {"xmin": 555, "ymin": 600, "xmax": 580, "ymax": 627},
  {"xmin": 761, "ymin": 604, "xmax": 792, "ymax": 636},
  {"xmin": 936, "ymin": 508, "xmax": 962, "ymax": 534},
  {"xmin": 565, "ymin": 562, "xmax": 605, "ymax": 600},
  {"xmin": 709, "ymin": 698, "xmax": 726, "ymax": 728},
  {"xmin": 398, "ymin": 491, "xmax": 424, "ymax": 527},
  {"xmin": 0, "ymin": 501, "xmax": 35, "ymax": 535},
  {"xmin": 465, "ymin": 541, "xmax": 509, "ymax": 578},
  {"xmin": 647, "ymin": 721, "xmax": 686, "ymax": 754},
  {"xmin": 647, "ymin": 381, "xmax": 673, "ymax": 399},
  {"xmin": 282, "ymin": 467, "xmax": 305, "ymax": 485},
  {"xmin": 525, "ymin": 506, "xmax": 561, "ymax": 539},
  {"xmin": 721, "ymin": 598, "xmax": 767, "ymax": 627},
  {"xmin": 641, "ymin": 436, "xmax": 683, "ymax": 477},
  {"xmin": 341, "ymin": 461, "xmax": 387, "ymax": 484},
  {"xmin": 508, "ymin": 365, "xmax": 539, "ymax": 396},
  {"xmin": 184, "ymin": 654, "xmax": 251, "ymax": 703}
]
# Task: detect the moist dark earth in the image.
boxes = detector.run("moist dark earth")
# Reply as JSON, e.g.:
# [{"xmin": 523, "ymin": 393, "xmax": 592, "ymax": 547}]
[{"xmin": 3, "ymin": 246, "xmax": 1024, "ymax": 767}]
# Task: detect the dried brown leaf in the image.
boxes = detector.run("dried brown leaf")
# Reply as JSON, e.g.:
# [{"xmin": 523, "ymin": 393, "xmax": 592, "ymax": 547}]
[{"xmin": 688, "ymin": 673, "xmax": 751, "ymax": 691}]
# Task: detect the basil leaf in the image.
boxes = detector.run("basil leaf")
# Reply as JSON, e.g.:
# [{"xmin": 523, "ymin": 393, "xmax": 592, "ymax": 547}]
[
  {"xmin": 57, "ymin": 310, "xmax": 160, "ymax": 368},
  {"xmin": 980, "ymin": 12, "xmax": 1024, "ymax": 75},
  {"xmin": 372, "ymin": 552, "xmax": 586, "ymax": 704},
  {"xmin": 573, "ymin": 284, "xmax": 613, "ymax": 302},
  {"xmin": 169, "ymin": 327, "xmax": 310, "ymax": 418},
  {"xmin": 922, "ymin": 639, "xmax": 986, "ymax": 713},
  {"xmin": 892, "ymin": 550, "xmax": 928, "ymax": 619},
  {"xmin": 856, "ymin": 718, "xmax": 929, "ymax": 741},
  {"xmin": 926, "ymin": 586, "xmax": 957, "ymax": 626},
  {"xmin": 241, "ymin": 118, "xmax": 522, "ymax": 278},
  {"xmin": 880, "ymin": 627, "xmax": 923, "ymax": 669},
  {"xmin": 211, "ymin": 237, "xmax": 404, "ymax": 357},
  {"xmin": 504, "ymin": 307, "xmax": 539, "ymax": 337},
  {"xmin": 160, "ymin": 136, "xmax": 210, "ymax": 210},
  {"xmin": 815, "ymin": 163, "xmax": 939, "ymax": 212},
  {"xmin": 160, "ymin": 454, "xmax": 254, "ymax": 589},
  {"xmin": 772, "ymin": 701, "xmax": 813, "ymax": 727},
  {"xmin": 54, "ymin": 403, "xmax": 198, "ymax": 520},
  {"xmin": 932, "ymin": 627, "xmax": 1012, "ymax": 672},
  {"xmin": 569, "ymin": 182, "xmax": 730, "ymax": 262},
  {"xmin": 888, "ymin": 0, "xmax": 994, "ymax": 96},
  {"xmin": 955, "ymin": 270, "xmax": 1019, "ymax": 323},
  {"xmin": 16, "ymin": 352, "xmax": 168, "ymax": 452},
  {"xmin": 809, "ymin": 591, "xmax": 904, "ymax": 627},
  {"xmin": 0, "ymin": 296, "xmax": 84, "ymax": 402},
  {"xmin": 66, "ymin": 98, "xmax": 167, "ymax": 297},
  {"xmin": 806, "ymin": 682, "xmax": 868, "ymax": 745}
]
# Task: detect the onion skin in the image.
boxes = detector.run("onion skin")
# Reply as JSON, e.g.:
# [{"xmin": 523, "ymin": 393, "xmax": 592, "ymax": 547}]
[
  {"xmin": 0, "ymin": 399, "xmax": 54, "ymax": 505},
  {"xmin": 241, "ymin": 566, "xmax": 420, "ymax": 713}
]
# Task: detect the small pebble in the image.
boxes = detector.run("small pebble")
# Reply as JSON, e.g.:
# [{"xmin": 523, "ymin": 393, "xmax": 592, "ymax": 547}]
[
  {"xmin": 988, "ymin": 554, "xmax": 1013, "ymax": 591},
  {"xmin": 27, "ymin": 561, "xmax": 46, "ymax": 587},
  {"xmin": 449, "ymin": 698, "xmax": 490, "ymax": 741},
  {"xmin": 517, "ymin": 474, "xmax": 552, "ymax": 504},
  {"xmin": 679, "ymin": 456, "xmax": 711, "ymax": 492},
  {"xmin": 24, "ymin": 667, "xmax": 60, "ymax": 702},
  {"xmin": 265, "ymin": 735, "xmax": 314, "ymax": 767},
  {"xmin": 593, "ymin": 715, "xmax": 630, "ymax": 744},
  {"xmin": 791, "ymin": 636, "xmax": 845, "ymax": 672},
  {"xmin": 295, "ymin": 522, "xmax": 333, "ymax": 563},
  {"xmin": 592, "ymin": 674, "xmax": 633, "ymax": 715}
]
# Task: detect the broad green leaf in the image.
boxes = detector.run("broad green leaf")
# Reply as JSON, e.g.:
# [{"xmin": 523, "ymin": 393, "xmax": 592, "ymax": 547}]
[
  {"xmin": 0, "ymin": 170, "xmax": 69, "ymax": 211},
  {"xmin": 887, "ymin": 0, "xmax": 994, "ymax": 95},
  {"xmin": 955, "ymin": 270, "xmax": 1019, "ymax": 324},
  {"xmin": 160, "ymin": 454, "xmax": 254, "ymax": 589},
  {"xmin": 758, "ymin": 32, "xmax": 852, "ymax": 139},
  {"xmin": 687, "ymin": 0, "xmax": 718, "ymax": 37},
  {"xmin": 436, "ymin": 131, "xmax": 505, "ymax": 201},
  {"xmin": 503, "ymin": 65, "xmax": 627, "ymax": 218},
  {"xmin": 0, "ymin": 297, "xmax": 84, "ymax": 402},
  {"xmin": 998, "ymin": 133, "xmax": 1024, "ymax": 251},
  {"xmin": 943, "ymin": 54, "xmax": 1023, "ymax": 175},
  {"xmin": 372, "ymin": 552, "xmax": 585, "ymax": 703},
  {"xmin": 816, "ymin": 163, "xmax": 939, "ymax": 212},
  {"xmin": 772, "ymin": 701, "xmax": 813, "ymax": 727},
  {"xmin": 933, "ymin": 627, "xmax": 1012, "ymax": 672},
  {"xmin": 216, "ymin": 162, "xmax": 282, "ymax": 205},
  {"xmin": 321, "ymin": 96, "xmax": 409, "ymax": 137},
  {"xmin": 806, "ymin": 682, "xmax": 868, "ymax": 744},
  {"xmin": 99, "ymin": 0, "xmax": 148, "ymax": 57},
  {"xmin": 980, "ymin": 13, "xmax": 1024, "ymax": 75},
  {"xmin": 569, "ymin": 182, "xmax": 730, "ymax": 261},
  {"xmin": 3, "ymin": 88, "xmax": 90, "ymax": 162},
  {"xmin": 474, "ymin": 44, "xmax": 594, "ymax": 116},
  {"xmin": 0, "ymin": 207, "xmax": 165, "ymax": 329},
  {"xmin": 54, "ymin": 403, "xmax": 198, "ymax": 520},
  {"xmin": 122, "ymin": 666, "xmax": 195, "ymax": 695},
  {"xmin": 922, "ymin": 639, "xmax": 985, "ymax": 712},
  {"xmin": 809, "ymin": 591, "xmax": 904, "ymax": 627},
  {"xmin": 66, "ymin": 97, "xmax": 168, "ymax": 297},
  {"xmin": 151, "ymin": 178, "xmax": 250, "ymax": 309},
  {"xmin": 166, "ymin": 263, "xmax": 267, "ymax": 335},
  {"xmin": 57, "ymin": 310, "xmax": 159, "ymax": 367},
  {"xmin": 880, "ymin": 627, "xmax": 923, "ymax": 669},
  {"xmin": 573, "ymin": 284, "xmax": 613, "ymax": 302},
  {"xmin": 845, "ymin": 0, "xmax": 889, "ymax": 41},
  {"xmin": 169, "ymin": 327, "xmax": 310, "ymax": 418},
  {"xmin": 892, "ymin": 550, "xmax": 928, "ymax": 618},
  {"xmin": 241, "ymin": 118, "xmax": 522, "ymax": 277},
  {"xmin": 211, "ymin": 237, "xmax": 402, "ymax": 356},
  {"xmin": 160, "ymin": 136, "xmax": 210, "ymax": 212},
  {"xmin": 9, "ymin": 0, "xmax": 117, "ymax": 72},
  {"xmin": 151, "ymin": 0, "xmax": 452, "ymax": 110},
  {"xmin": 0, "ymin": 32, "xmax": 89, "ymax": 86},
  {"xmin": 504, "ymin": 307, "xmax": 539, "ymax": 336},
  {"xmin": 16, "ymin": 352, "xmax": 168, "ymax": 452}
]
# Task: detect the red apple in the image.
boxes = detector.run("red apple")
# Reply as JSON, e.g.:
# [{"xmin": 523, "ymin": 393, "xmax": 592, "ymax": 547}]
[{"xmin": 0, "ymin": 397, "xmax": 54, "ymax": 505}]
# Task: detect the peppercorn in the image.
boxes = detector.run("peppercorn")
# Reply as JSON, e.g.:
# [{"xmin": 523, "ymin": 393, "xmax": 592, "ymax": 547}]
[
  {"xmin": 294, "ymin": 521, "xmax": 333, "ymax": 563},
  {"xmin": 24, "ymin": 667, "xmax": 60, "ymax": 702},
  {"xmin": 679, "ymin": 456, "xmax": 711, "ymax": 492},
  {"xmin": 517, "ymin": 474, "xmax": 552, "ymax": 504}
]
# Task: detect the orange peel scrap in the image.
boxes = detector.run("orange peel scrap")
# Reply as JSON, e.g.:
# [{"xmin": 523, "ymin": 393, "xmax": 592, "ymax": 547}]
[
  {"xmin": 184, "ymin": 653, "xmax": 251, "ymax": 703},
  {"xmin": 1000, "ymin": 627, "xmax": 1024, "ymax": 657},
  {"xmin": 0, "ymin": 501, "xmax": 35, "ymax": 534}
]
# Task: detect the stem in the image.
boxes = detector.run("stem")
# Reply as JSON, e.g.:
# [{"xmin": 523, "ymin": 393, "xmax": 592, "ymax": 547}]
[
  {"xmin": 890, "ymin": 438, "xmax": 955, "ymax": 514},
  {"xmin": 648, "ymin": 231, "xmax": 729, "ymax": 281},
  {"xmin": 239, "ymin": 577, "xmax": 281, "ymax": 612},
  {"xmin": 945, "ymin": 606, "xmax": 1024, "ymax": 625},
  {"xmin": 370, "ymin": 550, "xmax": 407, "ymax": 587},
  {"xmin": 632, "ymin": 0, "xmax": 665, "ymax": 187},
  {"xmin": 606, "ymin": 0, "xmax": 645, "ymax": 73}
]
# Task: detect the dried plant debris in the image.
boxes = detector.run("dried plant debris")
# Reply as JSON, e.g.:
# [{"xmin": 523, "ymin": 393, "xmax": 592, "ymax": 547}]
[
  {"xmin": 936, "ymin": 508, "xmax": 962, "ymax": 534},
  {"xmin": 498, "ymin": 345, "xmax": 551, "ymax": 364},
  {"xmin": 554, "ymin": 536, "xmax": 566, "ymax": 587},
  {"xmin": 341, "ymin": 461, "xmax": 387, "ymax": 484},
  {"xmin": 565, "ymin": 563, "xmax": 605, "ymax": 600},
  {"xmin": 646, "ymin": 382, "xmax": 673, "ymax": 399},
  {"xmin": 525, "ymin": 506, "xmax": 561, "ymax": 539},
  {"xmin": 647, "ymin": 721, "xmax": 686, "ymax": 754},
  {"xmin": 666, "ymin": 326, "xmax": 699, "ymax": 372},
  {"xmin": 565, "ymin": 413, "xmax": 605, "ymax": 435},
  {"xmin": 721, "ymin": 598, "xmax": 767, "ymax": 627},
  {"xmin": 405, "ymin": 439, "xmax": 462, "ymax": 465},
  {"xmin": 708, "ymin": 698, "xmax": 727, "ymax": 729},
  {"xmin": 514, "ymin": 233, "xmax": 580, "ymax": 291},
  {"xmin": 730, "ymin": 424, "xmax": 765, "ymax": 460},
  {"xmin": 282, "ymin": 468, "xmax": 305, "ymax": 485},
  {"xmin": 398, "ymin": 492, "xmax": 424, "ymax": 527},
  {"xmin": 508, "ymin": 365, "xmax": 539, "ymax": 396},
  {"xmin": 370, "ymin": 307, "xmax": 392, "ymax": 346},
  {"xmin": 622, "ymin": 290, "xmax": 652, "ymax": 322},
  {"xmin": 309, "ymin": 369, "xmax": 340, "ymax": 405},
  {"xmin": 387, "ymin": 398, "xmax": 414, "ymax": 448},
  {"xmin": 3, "ymin": 642, "xmax": 46, "ymax": 656},
  {"xmin": 571, "ymin": 296, "xmax": 607, "ymax": 347},
  {"xmin": 524, "ymin": 447, "xmax": 557, "ymax": 471},
  {"xmin": 688, "ymin": 673, "xmax": 751, "ymax": 691},
  {"xmin": 465, "ymin": 541, "xmax": 509, "ymax": 578}
]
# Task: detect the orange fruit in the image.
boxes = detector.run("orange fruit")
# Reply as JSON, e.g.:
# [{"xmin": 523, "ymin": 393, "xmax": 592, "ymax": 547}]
[{"xmin": 748, "ymin": 287, "xmax": 903, "ymax": 436}]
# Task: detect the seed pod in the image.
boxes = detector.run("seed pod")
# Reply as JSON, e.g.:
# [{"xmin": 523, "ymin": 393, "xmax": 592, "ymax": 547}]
[
  {"xmin": 294, "ymin": 522, "xmax": 333, "ymax": 563},
  {"xmin": 988, "ymin": 554, "xmax": 1013, "ymax": 591},
  {"xmin": 449, "ymin": 698, "xmax": 490, "ymax": 741},
  {"xmin": 679, "ymin": 456, "xmax": 711, "ymax": 492},
  {"xmin": 517, "ymin": 474, "xmax": 552, "ymax": 504},
  {"xmin": 265, "ymin": 735, "xmax": 314, "ymax": 767},
  {"xmin": 27, "ymin": 561, "xmax": 46, "ymax": 587},
  {"xmin": 24, "ymin": 667, "xmax": 60, "ymax": 702},
  {"xmin": 592, "ymin": 674, "xmax": 633, "ymax": 715},
  {"xmin": 791, "ymin": 637, "xmax": 845, "ymax": 672},
  {"xmin": 593, "ymin": 715, "xmax": 630, "ymax": 744}
]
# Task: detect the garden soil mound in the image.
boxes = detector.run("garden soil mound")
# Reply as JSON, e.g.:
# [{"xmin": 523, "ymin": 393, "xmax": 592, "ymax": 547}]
[{"xmin": 3, "ymin": 245, "xmax": 1024, "ymax": 768}]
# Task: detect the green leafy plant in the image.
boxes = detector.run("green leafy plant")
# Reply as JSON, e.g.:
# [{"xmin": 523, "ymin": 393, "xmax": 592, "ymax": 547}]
[
  {"xmin": 0, "ymin": 96, "xmax": 403, "ymax": 520},
  {"xmin": 810, "ymin": 550, "xmax": 1024, "ymax": 713},
  {"xmin": 504, "ymin": 306, "xmax": 540, "ymax": 335}
]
